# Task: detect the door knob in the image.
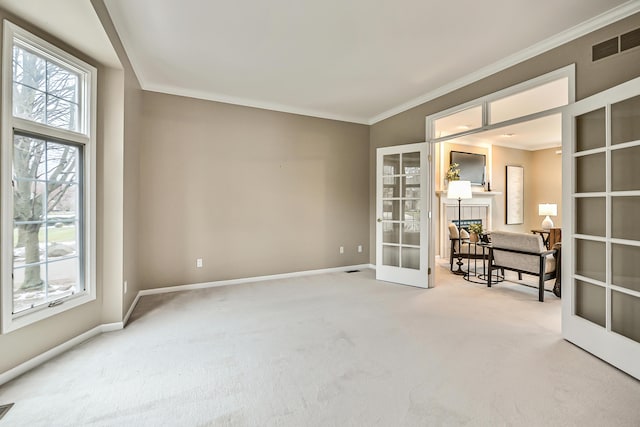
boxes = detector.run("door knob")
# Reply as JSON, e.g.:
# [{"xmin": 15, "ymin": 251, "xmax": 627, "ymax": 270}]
[{"xmin": 377, "ymin": 218, "xmax": 382, "ymax": 223}]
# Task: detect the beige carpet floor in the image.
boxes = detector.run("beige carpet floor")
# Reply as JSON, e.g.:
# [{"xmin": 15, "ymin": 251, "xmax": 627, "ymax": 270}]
[{"xmin": 1, "ymin": 263, "xmax": 639, "ymax": 426}]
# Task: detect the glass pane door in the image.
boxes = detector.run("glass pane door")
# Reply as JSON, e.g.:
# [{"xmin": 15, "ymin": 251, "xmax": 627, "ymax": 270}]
[
  {"xmin": 377, "ymin": 143, "xmax": 429, "ymax": 288},
  {"xmin": 564, "ymin": 78, "xmax": 640, "ymax": 380}
]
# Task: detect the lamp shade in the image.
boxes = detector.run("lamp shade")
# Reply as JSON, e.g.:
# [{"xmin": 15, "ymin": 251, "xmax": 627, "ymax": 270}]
[
  {"xmin": 538, "ymin": 203, "xmax": 557, "ymax": 216},
  {"xmin": 447, "ymin": 180, "xmax": 472, "ymax": 200}
]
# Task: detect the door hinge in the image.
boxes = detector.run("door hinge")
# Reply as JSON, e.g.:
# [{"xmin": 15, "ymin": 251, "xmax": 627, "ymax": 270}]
[{"xmin": 428, "ymin": 267, "xmax": 432, "ymax": 275}]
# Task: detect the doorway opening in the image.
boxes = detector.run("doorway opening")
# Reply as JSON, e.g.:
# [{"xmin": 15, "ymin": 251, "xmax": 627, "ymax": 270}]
[{"xmin": 425, "ymin": 65, "xmax": 574, "ymax": 296}]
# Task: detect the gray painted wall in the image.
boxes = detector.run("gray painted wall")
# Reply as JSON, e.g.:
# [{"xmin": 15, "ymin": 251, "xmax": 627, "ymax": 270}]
[
  {"xmin": 138, "ymin": 92, "xmax": 370, "ymax": 289},
  {"xmin": 91, "ymin": 0, "xmax": 144, "ymax": 320}
]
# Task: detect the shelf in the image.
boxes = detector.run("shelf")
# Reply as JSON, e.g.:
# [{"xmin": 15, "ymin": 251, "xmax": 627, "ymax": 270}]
[{"xmin": 436, "ymin": 190, "xmax": 502, "ymax": 197}]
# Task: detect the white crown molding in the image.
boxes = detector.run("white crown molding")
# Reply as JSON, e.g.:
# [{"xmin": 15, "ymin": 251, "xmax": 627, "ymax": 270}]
[
  {"xmin": 142, "ymin": 83, "xmax": 370, "ymax": 125},
  {"xmin": 368, "ymin": 1, "xmax": 640, "ymax": 125}
]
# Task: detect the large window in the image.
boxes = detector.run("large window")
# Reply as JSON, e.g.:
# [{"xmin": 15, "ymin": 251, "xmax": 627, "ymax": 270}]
[{"xmin": 2, "ymin": 21, "xmax": 96, "ymax": 332}]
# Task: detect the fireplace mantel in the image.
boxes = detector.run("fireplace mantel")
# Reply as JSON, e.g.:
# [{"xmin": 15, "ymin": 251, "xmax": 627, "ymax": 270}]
[{"xmin": 436, "ymin": 190, "xmax": 502, "ymax": 198}]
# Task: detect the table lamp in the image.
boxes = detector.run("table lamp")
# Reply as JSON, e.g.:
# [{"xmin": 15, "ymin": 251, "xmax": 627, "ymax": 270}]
[{"xmin": 538, "ymin": 203, "xmax": 557, "ymax": 229}]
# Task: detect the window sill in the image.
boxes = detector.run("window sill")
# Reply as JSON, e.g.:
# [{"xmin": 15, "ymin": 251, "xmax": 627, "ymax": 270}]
[{"xmin": 2, "ymin": 292, "xmax": 95, "ymax": 334}]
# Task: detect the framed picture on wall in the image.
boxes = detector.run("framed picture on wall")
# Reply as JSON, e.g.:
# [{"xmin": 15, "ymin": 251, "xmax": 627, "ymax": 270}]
[{"xmin": 506, "ymin": 165, "xmax": 524, "ymax": 225}]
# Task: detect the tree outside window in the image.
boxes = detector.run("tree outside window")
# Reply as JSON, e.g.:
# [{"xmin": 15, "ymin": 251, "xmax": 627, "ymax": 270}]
[{"xmin": 10, "ymin": 43, "xmax": 83, "ymax": 313}]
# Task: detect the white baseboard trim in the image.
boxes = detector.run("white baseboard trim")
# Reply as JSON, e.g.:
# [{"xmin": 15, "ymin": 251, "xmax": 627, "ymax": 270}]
[
  {"xmin": 1, "ymin": 264, "xmax": 375, "ymax": 386},
  {"xmin": 0, "ymin": 322, "xmax": 122, "ymax": 386},
  {"xmin": 101, "ymin": 321, "xmax": 124, "ymax": 332},
  {"xmin": 123, "ymin": 293, "xmax": 142, "ymax": 327},
  {"xmin": 138, "ymin": 263, "xmax": 374, "ymax": 297}
]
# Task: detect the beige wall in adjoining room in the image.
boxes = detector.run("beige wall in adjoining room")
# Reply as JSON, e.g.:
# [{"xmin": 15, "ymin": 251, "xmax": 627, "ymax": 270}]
[
  {"xmin": 369, "ymin": 12, "xmax": 640, "ymax": 264},
  {"xmin": 530, "ymin": 148, "xmax": 563, "ymax": 229},
  {"xmin": 491, "ymin": 146, "xmax": 536, "ymax": 233},
  {"xmin": 138, "ymin": 92, "xmax": 370, "ymax": 289}
]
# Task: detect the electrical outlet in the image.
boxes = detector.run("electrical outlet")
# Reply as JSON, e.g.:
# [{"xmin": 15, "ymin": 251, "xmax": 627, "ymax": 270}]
[
  {"xmin": 339, "ymin": 246, "xmax": 344, "ymax": 254},
  {"xmin": 196, "ymin": 258, "xmax": 203, "ymax": 268},
  {"xmin": 357, "ymin": 245, "xmax": 363, "ymax": 253},
  {"xmin": 124, "ymin": 280, "xmax": 128, "ymax": 293}
]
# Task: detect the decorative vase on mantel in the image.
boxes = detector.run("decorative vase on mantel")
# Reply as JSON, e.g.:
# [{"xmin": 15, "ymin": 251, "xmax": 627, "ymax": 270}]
[{"xmin": 446, "ymin": 163, "xmax": 460, "ymax": 188}]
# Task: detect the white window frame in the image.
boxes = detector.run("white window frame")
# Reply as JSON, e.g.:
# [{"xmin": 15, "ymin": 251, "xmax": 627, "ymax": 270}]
[
  {"xmin": 1, "ymin": 21, "xmax": 97, "ymax": 333},
  {"xmin": 426, "ymin": 64, "xmax": 576, "ymax": 143},
  {"xmin": 426, "ymin": 65, "xmax": 575, "ymax": 192}
]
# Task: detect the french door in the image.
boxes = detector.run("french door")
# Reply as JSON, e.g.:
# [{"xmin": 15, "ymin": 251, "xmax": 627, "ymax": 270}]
[
  {"xmin": 562, "ymin": 76, "xmax": 640, "ymax": 380},
  {"xmin": 376, "ymin": 143, "xmax": 430, "ymax": 288}
]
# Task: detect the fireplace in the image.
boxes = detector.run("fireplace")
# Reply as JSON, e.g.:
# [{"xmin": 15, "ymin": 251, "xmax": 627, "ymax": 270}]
[{"xmin": 438, "ymin": 191, "xmax": 501, "ymax": 260}]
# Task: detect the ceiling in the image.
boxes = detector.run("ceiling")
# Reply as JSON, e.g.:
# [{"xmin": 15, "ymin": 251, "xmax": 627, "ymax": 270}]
[
  {"xmin": 434, "ymin": 76, "xmax": 567, "ymax": 149},
  {"xmin": 0, "ymin": 0, "xmax": 120, "ymax": 68},
  {"xmin": 446, "ymin": 114, "xmax": 562, "ymax": 151},
  {"xmin": 102, "ymin": 0, "xmax": 632, "ymax": 123},
  {"xmin": 1, "ymin": 1, "xmax": 637, "ymax": 124}
]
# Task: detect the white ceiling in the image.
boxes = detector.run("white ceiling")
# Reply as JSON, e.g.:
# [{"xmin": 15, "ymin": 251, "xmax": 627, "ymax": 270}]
[
  {"xmin": 434, "ymin": 76, "xmax": 568, "ymax": 146},
  {"xmin": 447, "ymin": 114, "xmax": 563, "ymax": 151},
  {"xmin": 102, "ymin": 0, "xmax": 633, "ymax": 123},
  {"xmin": 1, "ymin": 1, "xmax": 637, "ymax": 124},
  {"xmin": 0, "ymin": 0, "xmax": 120, "ymax": 68}
]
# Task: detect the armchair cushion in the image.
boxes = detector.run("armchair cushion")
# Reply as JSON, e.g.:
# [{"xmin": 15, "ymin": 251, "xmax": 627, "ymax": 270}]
[
  {"xmin": 448, "ymin": 222, "xmax": 459, "ymax": 239},
  {"xmin": 448, "ymin": 222, "xmax": 486, "ymax": 271}
]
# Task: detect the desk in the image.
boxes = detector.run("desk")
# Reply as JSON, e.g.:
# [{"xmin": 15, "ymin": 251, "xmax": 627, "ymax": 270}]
[
  {"xmin": 531, "ymin": 229, "xmax": 550, "ymax": 249},
  {"xmin": 464, "ymin": 242, "xmax": 503, "ymax": 284}
]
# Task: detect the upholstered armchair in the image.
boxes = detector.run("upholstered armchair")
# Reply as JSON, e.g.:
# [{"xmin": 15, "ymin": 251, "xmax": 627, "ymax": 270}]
[
  {"xmin": 487, "ymin": 231, "xmax": 558, "ymax": 302},
  {"xmin": 448, "ymin": 223, "xmax": 486, "ymax": 273}
]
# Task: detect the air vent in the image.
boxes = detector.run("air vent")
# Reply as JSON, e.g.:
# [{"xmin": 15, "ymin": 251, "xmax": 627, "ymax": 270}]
[
  {"xmin": 592, "ymin": 37, "xmax": 619, "ymax": 61},
  {"xmin": 621, "ymin": 27, "xmax": 640, "ymax": 52},
  {"xmin": 592, "ymin": 27, "xmax": 640, "ymax": 62},
  {"xmin": 0, "ymin": 403, "xmax": 14, "ymax": 421}
]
